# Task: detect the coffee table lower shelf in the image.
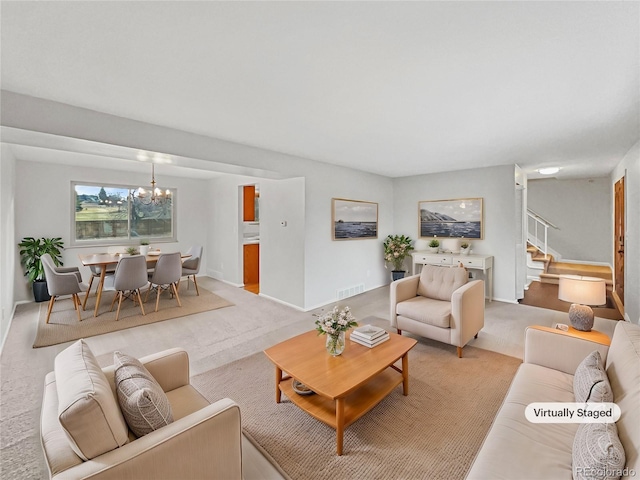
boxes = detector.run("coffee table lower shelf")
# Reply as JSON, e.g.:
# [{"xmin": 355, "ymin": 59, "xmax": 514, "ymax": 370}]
[{"xmin": 279, "ymin": 368, "xmax": 403, "ymax": 454}]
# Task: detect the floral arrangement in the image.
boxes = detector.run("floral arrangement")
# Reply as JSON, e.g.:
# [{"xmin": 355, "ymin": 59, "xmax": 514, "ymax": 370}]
[
  {"xmin": 314, "ymin": 306, "xmax": 358, "ymax": 337},
  {"xmin": 429, "ymin": 238, "xmax": 440, "ymax": 248},
  {"xmin": 383, "ymin": 234, "xmax": 414, "ymax": 271}
]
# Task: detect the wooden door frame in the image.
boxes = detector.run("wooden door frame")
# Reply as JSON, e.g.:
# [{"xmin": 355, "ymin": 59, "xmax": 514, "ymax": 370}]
[{"xmin": 612, "ymin": 176, "xmax": 625, "ymax": 316}]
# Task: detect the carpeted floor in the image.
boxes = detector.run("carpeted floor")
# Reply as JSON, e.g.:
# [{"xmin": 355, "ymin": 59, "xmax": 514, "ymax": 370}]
[
  {"xmin": 32, "ymin": 287, "xmax": 233, "ymax": 348},
  {"xmin": 191, "ymin": 335, "xmax": 522, "ymax": 480},
  {"xmin": 520, "ymin": 281, "xmax": 623, "ymax": 320}
]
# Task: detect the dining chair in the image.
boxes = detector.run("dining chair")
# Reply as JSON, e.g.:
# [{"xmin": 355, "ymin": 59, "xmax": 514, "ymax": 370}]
[
  {"xmin": 181, "ymin": 245, "xmax": 203, "ymax": 295},
  {"xmin": 146, "ymin": 252, "xmax": 182, "ymax": 312},
  {"xmin": 103, "ymin": 255, "xmax": 148, "ymax": 321},
  {"xmin": 41, "ymin": 253, "xmax": 87, "ymax": 324},
  {"xmin": 82, "ymin": 264, "xmax": 116, "ymax": 310}
]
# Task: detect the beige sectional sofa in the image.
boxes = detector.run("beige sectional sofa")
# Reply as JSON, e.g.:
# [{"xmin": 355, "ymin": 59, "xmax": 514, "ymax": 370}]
[{"xmin": 467, "ymin": 319, "xmax": 640, "ymax": 479}]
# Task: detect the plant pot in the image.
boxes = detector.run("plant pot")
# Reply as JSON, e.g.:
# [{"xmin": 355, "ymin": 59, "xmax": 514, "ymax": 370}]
[
  {"xmin": 460, "ymin": 249, "xmax": 470, "ymax": 255},
  {"xmin": 33, "ymin": 280, "xmax": 51, "ymax": 302},
  {"xmin": 428, "ymin": 247, "xmax": 439, "ymax": 253},
  {"xmin": 391, "ymin": 270, "xmax": 406, "ymax": 281},
  {"xmin": 140, "ymin": 246, "xmax": 150, "ymax": 256}
]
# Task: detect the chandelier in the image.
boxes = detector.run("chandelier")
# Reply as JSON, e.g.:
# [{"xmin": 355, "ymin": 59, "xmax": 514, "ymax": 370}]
[{"xmin": 132, "ymin": 163, "xmax": 171, "ymax": 205}]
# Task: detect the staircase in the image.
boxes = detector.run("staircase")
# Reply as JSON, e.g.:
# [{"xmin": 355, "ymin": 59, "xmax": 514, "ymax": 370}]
[{"xmin": 527, "ymin": 243, "xmax": 614, "ymax": 291}]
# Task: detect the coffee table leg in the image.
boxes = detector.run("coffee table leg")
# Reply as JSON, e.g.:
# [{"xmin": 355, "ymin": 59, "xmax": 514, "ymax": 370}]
[
  {"xmin": 402, "ymin": 352, "xmax": 409, "ymax": 396},
  {"xmin": 336, "ymin": 398, "xmax": 345, "ymax": 455},
  {"xmin": 275, "ymin": 366, "xmax": 282, "ymax": 403}
]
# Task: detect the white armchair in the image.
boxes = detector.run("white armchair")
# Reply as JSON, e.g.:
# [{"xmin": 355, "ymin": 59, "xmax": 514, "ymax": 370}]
[
  {"xmin": 41, "ymin": 341, "xmax": 243, "ymax": 479},
  {"xmin": 390, "ymin": 265, "xmax": 485, "ymax": 358}
]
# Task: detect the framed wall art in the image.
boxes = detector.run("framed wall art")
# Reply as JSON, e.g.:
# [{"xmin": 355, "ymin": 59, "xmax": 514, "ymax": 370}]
[
  {"xmin": 418, "ymin": 198, "xmax": 483, "ymax": 239},
  {"xmin": 332, "ymin": 198, "xmax": 378, "ymax": 240}
]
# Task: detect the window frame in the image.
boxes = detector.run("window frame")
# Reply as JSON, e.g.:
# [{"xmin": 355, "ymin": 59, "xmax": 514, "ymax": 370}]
[{"xmin": 70, "ymin": 181, "xmax": 177, "ymax": 247}]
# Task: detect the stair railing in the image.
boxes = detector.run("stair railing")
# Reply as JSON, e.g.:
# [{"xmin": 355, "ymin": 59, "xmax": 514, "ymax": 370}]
[{"xmin": 527, "ymin": 209, "xmax": 559, "ymax": 258}]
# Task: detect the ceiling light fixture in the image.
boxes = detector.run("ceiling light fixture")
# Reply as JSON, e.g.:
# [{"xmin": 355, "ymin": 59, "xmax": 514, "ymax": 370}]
[
  {"xmin": 132, "ymin": 163, "xmax": 171, "ymax": 205},
  {"xmin": 537, "ymin": 167, "xmax": 560, "ymax": 175}
]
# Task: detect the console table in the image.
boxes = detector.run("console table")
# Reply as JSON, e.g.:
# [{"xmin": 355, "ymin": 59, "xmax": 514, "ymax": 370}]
[{"xmin": 411, "ymin": 252, "xmax": 494, "ymax": 301}]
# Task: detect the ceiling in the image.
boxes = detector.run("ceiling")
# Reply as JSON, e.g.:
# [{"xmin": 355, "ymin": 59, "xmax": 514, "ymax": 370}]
[{"xmin": 1, "ymin": 1, "xmax": 639, "ymax": 180}]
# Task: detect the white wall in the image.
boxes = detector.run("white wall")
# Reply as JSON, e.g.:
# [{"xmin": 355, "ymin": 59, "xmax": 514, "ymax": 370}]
[
  {"xmin": 260, "ymin": 177, "xmax": 306, "ymax": 308},
  {"xmin": 302, "ymin": 163, "xmax": 394, "ymax": 310},
  {"xmin": 13, "ymin": 160, "xmax": 209, "ymax": 303},
  {"xmin": 393, "ymin": 165, "xmax": 518, "ymax": 303},
  {"xmin": 527, "ymin": 177, "xmax": 611, "ymax": 263},
  {"xmin": 0, "ymin": 145, "xmax": 17, "ymax": 349},
  {"xmin": 612, "ymin": 141, "xmax": 639, "ymax": 324}
]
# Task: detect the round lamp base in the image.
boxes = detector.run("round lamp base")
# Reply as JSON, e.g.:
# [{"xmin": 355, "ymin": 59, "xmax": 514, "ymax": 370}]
[{"xmin": 568, "ymin": 304, "xmax": 594, "ymax": 332}]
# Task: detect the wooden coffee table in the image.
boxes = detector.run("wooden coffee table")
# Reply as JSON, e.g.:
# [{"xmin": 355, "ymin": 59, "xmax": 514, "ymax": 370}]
[{"xmin": 263, "ymin": 330, "xmax": 417, "ymax": 455}]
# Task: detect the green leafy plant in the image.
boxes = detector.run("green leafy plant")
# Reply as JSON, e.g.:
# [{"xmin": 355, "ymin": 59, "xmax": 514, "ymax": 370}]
[
  {"xmin": 18, "ymin": 237, "xmax": 64, "ymax": 282},
  {"xmin": 460, "ymin": 242, "xmax": 470, "ymax": 249},
  {"xmin": 140, "ymin": 240, "xmax": 149, "ymax": 246},
  {"xmin": 428, "ymin": 238, "xmax": 440, "ymax": 248},
  {"xmin": 383, "ymin": 234, "xmax": 414, "ymax": 271},
  {"xmin": 125, "ymin": 247, "xmax": 139, "ymax": 255}
]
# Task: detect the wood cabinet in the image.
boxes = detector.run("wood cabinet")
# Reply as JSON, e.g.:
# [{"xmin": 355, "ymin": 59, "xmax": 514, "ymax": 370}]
[
  {"xmin": 243, "ymin": 185, "xmax": 256, "ymax": 222},
  {"xmin": 243, "ymin": 243, "xmax": 259, "ymax": 285}
]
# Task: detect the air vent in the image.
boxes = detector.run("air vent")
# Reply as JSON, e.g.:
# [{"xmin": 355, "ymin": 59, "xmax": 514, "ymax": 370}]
[{"xmin": 336, "ymin": 284, "xmax": 365, "ymax": 300}]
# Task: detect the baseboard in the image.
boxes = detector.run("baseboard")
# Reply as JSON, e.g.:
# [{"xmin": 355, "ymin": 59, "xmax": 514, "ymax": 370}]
[
  {"xmin": 492, "ymin": 297, "xmax": 519, "ymax": 304},
  {"xmin": 0, "ymin": 302, "xmax": 19, "ymax": 355},
  {"xmin": 257, "ymin": 293, "xmax": 305, "ymax": 312}
]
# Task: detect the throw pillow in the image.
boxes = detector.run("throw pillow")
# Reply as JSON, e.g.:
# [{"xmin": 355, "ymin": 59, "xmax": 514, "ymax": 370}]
[
  {"xmin": 574, "ymin": 351, "xmax": 613, "ymax": 403},
  {"xmin": 113, "ymin": 351, "xmax": 174, "ymax": 437},
  {"xmin": 573, "ymin": 422, "xmax": 626, "ymax": 480}
]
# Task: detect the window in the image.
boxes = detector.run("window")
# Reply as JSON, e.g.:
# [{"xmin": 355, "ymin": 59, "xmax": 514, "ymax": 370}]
[{"xmin": 72, "ymin": 182, "xmax": 176, "ymax": 246}]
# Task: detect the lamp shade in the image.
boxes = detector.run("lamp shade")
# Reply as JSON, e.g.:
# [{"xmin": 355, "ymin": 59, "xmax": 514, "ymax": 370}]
[{"xmin": 558, "ymin": 275, "xmax": 606, "ymax": 306}]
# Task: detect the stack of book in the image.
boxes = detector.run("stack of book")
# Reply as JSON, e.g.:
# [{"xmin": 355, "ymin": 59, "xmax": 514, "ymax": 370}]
[{"xmin": 350, "ymin": 324, "xmax": 390, "ymax": 348}]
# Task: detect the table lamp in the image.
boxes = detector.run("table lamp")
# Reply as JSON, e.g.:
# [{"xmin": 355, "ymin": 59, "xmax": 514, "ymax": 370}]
[{"xmin": 558, "ymin": 275, "xmax": 606, "ymax": 332}]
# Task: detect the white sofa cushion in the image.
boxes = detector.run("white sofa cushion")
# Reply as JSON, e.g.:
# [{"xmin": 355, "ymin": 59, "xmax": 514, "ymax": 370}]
[
  {"xmin": 573, "ymin": 422, "xmax": 626, "ymax": 480},
  {"xmin": 114, "ymin": 351, "xmax": 174, "ymax": 437},
  {"xmin": 396, "ymin": 296, "xmax": 451, "ymax": 328},
  {"xmin": 574, "ymin": 350, "xmax": 613, "ymax": 403},
  {"xmin": 466, "ymin": 363, "xmax": 578, "ymax": 479},
  {"xmin": 54, "ymin": 339, "xmax": 129, "ymax": 460},
  {"xmin": 417, "ymin": 265, "xmax": 467, "ymax": 301}
]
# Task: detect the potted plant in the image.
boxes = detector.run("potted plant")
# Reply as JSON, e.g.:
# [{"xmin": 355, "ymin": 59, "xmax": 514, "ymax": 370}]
[
  {"xmin": 125, "ymin": 246, "xmax": 139, "ymax": 255},
  {"xmin": 139, "ymin": 240, "xmax": 150, "ymax": 256},
  {"xmin": 383, "ymin": 234, "xmax": 414, "ymax": 281},
  {"xmin": 460, "ymin": 241, "xmax": 471, "ymax": 255},
  {"xmin": 428, "ymin": 238, "xmax": 440, "ymax": 253},
  {"xmin": 18, "ymin": 237, "xmax": 65, "ymax": 302}
]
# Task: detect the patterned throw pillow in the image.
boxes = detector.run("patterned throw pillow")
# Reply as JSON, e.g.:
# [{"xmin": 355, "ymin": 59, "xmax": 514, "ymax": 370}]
[
  {"xmin": 113, "ymin": 351, "xmax": 174, "ymax": 437},
  {"xmin": 573, "ymin": 422, "xmax": 626, "ymax": 480},
  {"xmin": 574, "ymin": 351, "xmax": 613, "ymax": 403}
]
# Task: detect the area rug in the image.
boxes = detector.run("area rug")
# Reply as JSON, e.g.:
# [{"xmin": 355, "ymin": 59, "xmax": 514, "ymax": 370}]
[
  {"xmin": 191, "ymin": 337, "xmax": 521, "ymax": 480},
  {"xmin": 33, "ymin": 287, "xmax": 233, "ymax": 348}
]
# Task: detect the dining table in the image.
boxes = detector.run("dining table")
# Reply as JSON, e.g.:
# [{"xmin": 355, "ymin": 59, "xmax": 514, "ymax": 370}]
[{"xmin": 79, "ymin": 251, "xmax": 191, "ymax": 317}]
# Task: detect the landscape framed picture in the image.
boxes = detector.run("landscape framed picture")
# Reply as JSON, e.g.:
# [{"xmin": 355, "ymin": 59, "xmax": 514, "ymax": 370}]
[
  {"xmin": 418, "ymin": 198, "xmax": 483, "ymax": 239},
  {"xmin": 332, "ymin": 198, "xmax": 378, "ymax": 240}
]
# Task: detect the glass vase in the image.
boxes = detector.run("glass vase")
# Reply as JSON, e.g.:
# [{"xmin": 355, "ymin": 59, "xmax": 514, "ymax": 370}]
[{"xmin": 326, "ymin": 331, "xmax": 346, "ymax": 356}]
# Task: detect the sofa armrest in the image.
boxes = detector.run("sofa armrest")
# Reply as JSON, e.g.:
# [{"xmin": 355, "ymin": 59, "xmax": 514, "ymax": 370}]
[
  {"xmin": 450, "ymin": 280, "xmax": 484, "ymax": 347},
  {"xmin": 524, "ymin": 326, "xmax": 610, "ymax": 375},
  {"xmin": 389, "ymin": 274, "xmax": 420, "ymax": 328},
  {"xmin": 53, "ymin": 398, "xmax": 242, "ymax": 480},
  {"xmin": 102, "ymin": 348, "xmax": 190, "ymax": 393}
]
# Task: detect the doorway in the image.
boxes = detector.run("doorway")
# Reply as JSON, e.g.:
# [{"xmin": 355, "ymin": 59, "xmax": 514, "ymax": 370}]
[
  {"xmin": 242, "ymin": 184, "xmax": 260, "ymax": 294},
  {"xmin": 613, "ymin": 176, "xmax": 625, "ymax": 312}
]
